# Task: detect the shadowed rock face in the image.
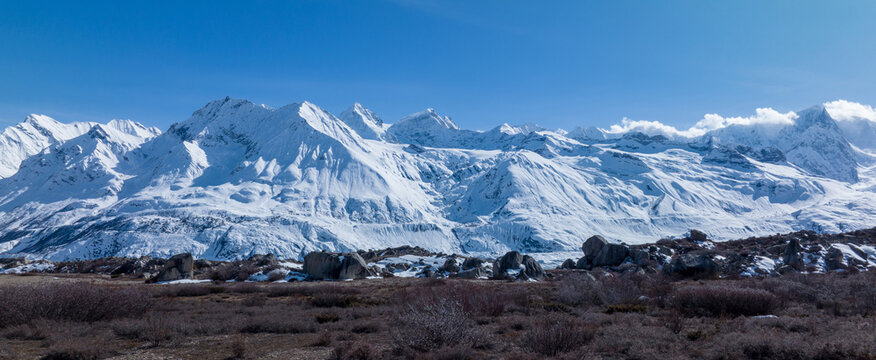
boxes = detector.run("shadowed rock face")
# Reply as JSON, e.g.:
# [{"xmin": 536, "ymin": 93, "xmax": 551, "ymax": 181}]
[
  {"xmin": 666, "ymin": 254, "xmax": 717, "ymax": 277},
  {"xmin": 492, "ymin": 251, "xmax": 544, "ymax": 280},
  {"xmin": 153, "ymin": 253, "xmax": 193, "ymax": 282},
  {"xmin": 582, "ymin": 235, "xmax": 608, "ymax": 259},
  {"xmin": 591, "ymin": 243, "xmax": 630, "ymax": 267},
  {"xmin": 303, "ymin": 252, "xmax": 373, "ymax": 280}
]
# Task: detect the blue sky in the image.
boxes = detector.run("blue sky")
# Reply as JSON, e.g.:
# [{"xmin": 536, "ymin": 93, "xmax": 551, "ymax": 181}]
[{"xmin": 1, "ymin": 0, "xmax": 875, "ymax": 131}]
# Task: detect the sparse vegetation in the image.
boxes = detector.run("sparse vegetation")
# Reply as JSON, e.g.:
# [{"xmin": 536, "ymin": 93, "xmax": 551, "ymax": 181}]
[{"xmin": 0, "ymin": 270, "xmax": 873, "ymax": 359}]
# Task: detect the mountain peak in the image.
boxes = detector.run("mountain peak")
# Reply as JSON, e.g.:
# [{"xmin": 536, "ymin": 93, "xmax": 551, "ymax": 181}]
[
  {"xmin": 339, "ymin": 103, "xmax": 387, "ymax": 140},
  {"xmin": 397, "ymin": 108, "xmax": 459, "ymax": 130}
]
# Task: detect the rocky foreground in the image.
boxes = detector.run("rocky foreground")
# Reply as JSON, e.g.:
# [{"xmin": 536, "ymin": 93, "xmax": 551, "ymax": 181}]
[{"xmin": 2, "ymin": 227, "xmax": 874, "ymax": 283}]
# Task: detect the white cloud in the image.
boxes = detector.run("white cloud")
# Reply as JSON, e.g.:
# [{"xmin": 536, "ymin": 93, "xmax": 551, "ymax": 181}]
[
  {"xmin": 604, "ymin": 108, "xmax": 798, "ymax": 139},
  {"xmin": 824, "ymin": 100, "xmax": 876, "ymax": 122}
]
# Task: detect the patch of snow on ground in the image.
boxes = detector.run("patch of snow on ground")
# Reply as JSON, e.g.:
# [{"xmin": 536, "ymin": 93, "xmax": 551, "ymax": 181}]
[
  {"xmin": 371, "ymin": 255, "xmax": 448, "ymax": 277},
  {"xmin": 0, "ymin": 262, "xmax": 55, "ymax": 274},
  {"xmin": 157, "ymin": 279, "xmax": 212, "ymax": 285},
  {"xmin": 741, "ymin": 256, "xmax": 777, "ymax": 277}
]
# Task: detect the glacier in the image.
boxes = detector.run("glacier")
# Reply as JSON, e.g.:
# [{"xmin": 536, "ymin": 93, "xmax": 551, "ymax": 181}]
[{"xmin": 0, "ymin": 97, "xmax": 874, "ymax": 261}]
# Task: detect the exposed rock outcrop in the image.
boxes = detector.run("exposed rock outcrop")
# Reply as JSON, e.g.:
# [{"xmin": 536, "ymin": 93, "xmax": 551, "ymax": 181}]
[
  {"xmin": 150, "ymin": 253, "xmax": 194, "ymax": 283},
  {"xmin": 303, "ymin": 252, "xmax": 374, "ymax": 280}
]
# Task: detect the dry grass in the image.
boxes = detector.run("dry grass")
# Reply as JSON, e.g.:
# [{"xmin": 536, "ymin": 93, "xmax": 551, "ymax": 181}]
[{"xmin": 0, "ymin": 271, "xmax": 873, "ymax": 359}]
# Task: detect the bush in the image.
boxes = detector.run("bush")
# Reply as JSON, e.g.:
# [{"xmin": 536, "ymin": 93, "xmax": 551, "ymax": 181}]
[
  {"xmin": 315, "ymin": 312, "xmax": 340, "ymax": 324},
  {"xmin": 555, "ymin": 273, "xmax": 645, "ymax": 307},
  {"xmin": 392, "ymin": 296, "xmax": 480, "ymax": 351},
  {"xmin": 606, "ymin": 304, "xmax": 647, "ymax": 314},
  {"xmin": 229, "ymin": 282, "xmax": 262, "ymax": 294},
  {"xmin": 311, "ymin": 294, "xmax": 357, "ymax": 308},
  {"xmin": 521, "ymin": 315, "xmax": 595, "ymax": 356},
  {"xmin": 351, "ymin": 321, "xmax": 381, "ymax": 334},
  {"xmin": 671, "ymin": 285, "xmax": 776, "ymax": 317},
  {"xmin": 0, "ymin": 283, "xmax": 153, "ymax": 327},
  {"xmin": 240, "ymin": 314, "xmax": 314, "ymax": 334},
  {"xmin": 331, "ymin": 341, "xmax": 380, "ymax": 360},
  {"xmin": 162, "ymin": 284, "xmax": 210, "ymax": 297}
]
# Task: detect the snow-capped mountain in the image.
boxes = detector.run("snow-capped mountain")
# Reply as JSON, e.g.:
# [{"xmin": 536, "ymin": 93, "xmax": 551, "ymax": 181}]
[{"xmin": 1, "ymin": 98, "xmax": 874, "ymax": 261}]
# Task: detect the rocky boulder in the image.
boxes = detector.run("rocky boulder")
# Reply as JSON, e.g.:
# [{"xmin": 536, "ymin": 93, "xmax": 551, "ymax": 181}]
[
  {"xmin": 582, "ymin": 235, "xmax": 608, "ymax": 259},
  {"xmin": 248, "ymin": 253, "xmax": 279, "ymax": 267},
  {"xmin": 689, "ymin": 229, "xmax": 708, "ymax": 242},
  {"xmin": 443, "ymin": 257, "xmax": 462, "ymax": 273},
  {"xmin": 559, "ymin": 259, "xmax": 577, "ymax": 270},
  {"xmin": 591, "ymin": 243, "xmax": 630, "ymax": 267},
  {"xmin": 666, "ymin": 254, "xmax": 717, "ymax": 277},
  {"xmin": 782, "ymin": 238, "xmax": 804, "ymax": 270},
  {"xmin": 461, "ymin": 257, "xmax": 485, "ymax": 271},
  {"xmin": 824, "ymin": 247, "xmax": 846, "ymax": 271},
  {"xmin": 303, "ymin": 252, "xmax": 374, "ymax": 280},
  {"xmin": 575, "ymin": 256, "xmax": 590, "ymax": 270},
  {"xmin": 492, "ymin": 251, "xmax": 545, "ymax": 280},
  {"xmin": 151, "ymin": 253, "xmax": 194, "ymax": 283},
  {"xmin": 455, "ymin": 265, "xmax": 487, "ymax": 279}
]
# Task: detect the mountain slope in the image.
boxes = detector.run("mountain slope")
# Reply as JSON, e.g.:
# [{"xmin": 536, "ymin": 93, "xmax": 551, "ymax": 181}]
[{"xmin": 0, "ymin": 99, "xmax": 874, "ymax": 261}]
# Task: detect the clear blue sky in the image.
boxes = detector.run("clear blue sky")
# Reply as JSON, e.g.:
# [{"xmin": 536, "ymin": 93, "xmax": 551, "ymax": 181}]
[{"xmin": 2, "ymin": 0, "xmax": 875, "ymax": 131}]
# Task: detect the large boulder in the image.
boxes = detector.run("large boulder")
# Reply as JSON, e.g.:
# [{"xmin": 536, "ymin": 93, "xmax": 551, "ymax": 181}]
[
  {"xmin": 519, "ymin": 256, "xmax": 545, "ymax": 281},
  {"xmin": 824, "ymin": 247, "xmax": 846, "ymax": 271},
  {"xmin": 633, "ymin": 250, "xmax": 650, "ymax": 266},
  {"xmin": 575, "ymin": 256, "xmax": 590, "ymax": 270},
  {"xmin": 443, "ymin": 257, "xmax": 462, "ymax": 273},
  {"xmin": 152, "ymin": 253, "xmax": 194, "ymax": 282},
  {"xmin": 582, "ymin": 235, "xmax": 609, "ymax": 259},
  {"xmin": 559, "ymin": 259, "xmax": 577, "ymax": 270},
  {"xmin": 689, "ymin": 229, "xmax": 708, "ymax": 242},
  {"xmin": 591, "ymin": 243, "xmax": 630, "ymax": 267},
  {"xmin": 461, "ymin": 257, "xmax": 485, "ymax": 271},
  {"xmin": 492, "ymin": 251, "xmax": 544, "ymax": 280},
  {"xmin": 248, "ymin": 254, "xmax": 279, "ymax": 267},
  {"xmin": 455, "ymin": 265, "xmax": 487, "ymax": 279},
  {"xmin": 782, "ymin": 238, "xmax": 804, "ymax": 270},
  {"xmin": 666, "ymin": 254, "xmax": 717, "ymax": 277},
  {"xmin": 303, "ymin": 252, "xmax": 374, "ymax": 280}
]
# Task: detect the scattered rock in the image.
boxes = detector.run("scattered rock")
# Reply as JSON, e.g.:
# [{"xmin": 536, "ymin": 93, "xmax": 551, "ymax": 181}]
[
  {"xmin": 455, "ymin": 266, "xmax": 487, "ymax": 279},
  {"xmin": 782, "ymin": 238, "xmax": 804, "ymax": 270},
  {"xmin": 492, "ymin": 251, "xmax": 544, "ymax": 280},
  {"xmin": 825, "ymin": 247, "xmax": 846, "ymax": 271},
  {"xmin": 461, "ymin": 257, "xmax": 485, "ymax": 271},
  {"xmin": 633, "ymin": 250, "xmax": 650, "ymax": 266},
  {"xmin": 666, "ymin": 254, "xmax": 717, "ymax": 277},
  {"xmin": 559, "ymin": 259, "xmax": 577, "ymax": 270},
  {"xmin": 443, "ymin": 257, "xmax": 461, "ymax": 273}
]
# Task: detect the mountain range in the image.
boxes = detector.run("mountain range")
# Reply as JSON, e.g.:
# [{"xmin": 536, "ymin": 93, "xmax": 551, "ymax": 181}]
[{"xmin": 1, "ymin": 97, "xmax": 874, "ymax": 261}]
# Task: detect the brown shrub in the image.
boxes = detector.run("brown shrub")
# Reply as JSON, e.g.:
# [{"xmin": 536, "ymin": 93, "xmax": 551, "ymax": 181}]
[
  {"xmin": 161, "ymin": 284, "xmax": 210, "ymax": 297},
  {"xmin": 671, "ymin": 285, "xmax": 776, "ymax": 317},
  {"xmin": 311, "ymin": 294, "xmax": 358, "ymax": 308},
  {"xmin": 351, "ymin": 321, "xmax": 381, "ymax": 334},
  {"xmin": 331, "ymin": 341, "xmax": 380, "ymax": 360},
  {"xmin": 229, "ymin": 282, "xmax": 262, "ymax": 294},
  {"xmin": 0, "ymin": 283, "xmax": 153, "ymax": 327},
  {"xmin": 239, "ymin": 313, "xmax": 314, "ymax": 334},
  {"xmin": 392, "ymin": 296, "xmax": 481, "ymax": 351},
  {"xmin": 521, "ymin": 314, "xmax": 595, "ymax": 356},
  {"xmin": 316, "ymin": 312, "xmax": 341, "ymax": 324}
]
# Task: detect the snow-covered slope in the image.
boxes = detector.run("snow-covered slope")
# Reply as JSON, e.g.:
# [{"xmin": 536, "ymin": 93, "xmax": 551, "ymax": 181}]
[
  {"xmin": 0, "ymin": 115, "xmax": 95, "ymax": 178},
  {"xmin": 0, "ymin": 98, "xmax": 874, "ymax": 261}
]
